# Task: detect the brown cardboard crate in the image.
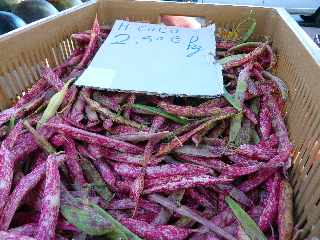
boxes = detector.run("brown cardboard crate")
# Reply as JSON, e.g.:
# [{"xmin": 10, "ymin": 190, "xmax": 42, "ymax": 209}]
[{"xmin": 0, "ymin": 0, "xmax": 320, "ymax": 238}]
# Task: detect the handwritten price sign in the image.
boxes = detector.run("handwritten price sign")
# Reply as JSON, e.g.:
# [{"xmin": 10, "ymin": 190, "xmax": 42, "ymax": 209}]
[
  {"xmin": 75, "ymin": 20, "xmax": 224, "ymax": 97},
  {"xmin": 110, "ymin": 21, "xmax": 203, "ymax": 58}
]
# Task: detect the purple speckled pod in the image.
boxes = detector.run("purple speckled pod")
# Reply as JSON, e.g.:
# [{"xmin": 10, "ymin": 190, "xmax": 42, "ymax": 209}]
[
  {"xmin": 41, "ymin": 67, "xmax": 64, "ymax": 91},
  {"xmin": 103, "ymin": 118, "xmax": 113, "ymax": 130},
  {"xmin": 144, "ymin": 175, "xmax": 232, "ymax": 194},
  {"xmin": 35, "ymin": 154, "xmax": 63, "ymax": 240},
  {"xmin": 158, "ymin": 101, "xmax": 234, "ymax": 118},
  {"xmin": 0, "ymin": 155, "xmax": 65, "ymax": 230},
  {"xmin": 124, "ymin": 94, "xmax": 136, "ymax": 119},
  {"xmin": 243, "ymin": 106, "xmax": 258, "ymax": 125},
  {"xmin": 45, "ymin": 123, "xmax": 143, "ymax": 154},
  {"xmin": 50, "ymin": 135, "xmax": 86, "ymax": 185},
  {"xmin": 186, "ymin": 188, "xmax": 215, "ymax": 210},
  {"xmin": 73, "ymin": 17, "xmax": 100, "ymax": 71},
  {"xmin": 115, "ymin": 131, "xmax": 170, "ymax": 143},
  {"xmin": 8, "ymin": 223, "xmax": 36, "ymax": 237},
  {"xmin": 258, "ymin": 172, "xmax": 281, "ymax": 232},
  {"xmin": 259, "ymin": 95, "xmax": 272, "ymax": 140},
  {"xmin": 0, "ymin": 231, "xmax": 36, "ymax": 239},
  {"xmin": 238, "ymin": 169, "xmax": 276, "ymax": 192},
  {"xmin": 92, "ymin": 91, "xmax": 122, "ymax": 112},
  {"xmin": 236, "ymin": 144, "xmax": 277, "ymax": 161},
  {"xmin": 0, "ymin": 123, "xmax": 44, "ymax": 213},
  {"xmin": 85, "ymin": 105, "xmax": 100, "ymax": 128},
  {"xmin": 63, "ymin": 137, "xmax": 87, "ymax": 185},
  {"xmin": 120, "ymin": 217, "xmax": 193, "ymax": 240},
  {"xmin": 69, "ymin": 95, "xmax": 85, "ymax": 123},
  {"xmin": 277, "ymin": 180, "xmax": 293, "ymax": 240},
  {"xmin": 91, "ymin": 157, "xmax": 116, "ymax": 188},
  {"xmin": 16, "ymin": 78, "xmax": 49, "ymax": 108},
  {"xmin": 109, "ymin": 124, "xmax": 138, "ymax": 135},
  {"xmin": 113, "ymin": 163, "xmax": 211, "ymax": 179}
]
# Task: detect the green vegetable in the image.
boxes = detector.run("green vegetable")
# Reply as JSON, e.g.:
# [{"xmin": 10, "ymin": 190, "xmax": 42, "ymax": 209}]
[
  {"xmin": 249, "ymin": 98, "xmax": 260, "ymax": 144},
  {"xmin": 229, "ymin": 112, "xmax": 243, "ymax": 145},
  {"xmin": 128, "ymin": 104, "xmax": 189, "ymax": 125},
  {"xmin": 37, "ymin": 79, "xmax": 72, "ymax": 129},
  {"xmin": 23, "ymin": 120, "xmax": 56, "ymax": 154},
  {"xmin": 79, "ymin": 156, "xmax": 113, "ymax": 203},
  {"xmin": 60, "ymin": 204, "xmax": 115, "ymax": 236},
  {"xmin": 240, "ymin": 18, "xmax": 256, "ymax": 43},
  {"xmin": 225, "ymin": 197, "xmax": 267, "ymax": 240},
  {"xmin": 91, "ymin": 203, "xmax": 142, "ymax": 240},
  {"xmin": 9, "ymin": 116, "xmax": 15, "ymax": 130},
  {"xmin": 251, "ymin": 129, "xmax": 260, "ymax": 144},
  {"xmin": 218, "ymin": 54, "xmax": 246, "ymax": 66},
  {"xmin": 60, "ymin": 185, "xmax": 139, "ymax": 240}
]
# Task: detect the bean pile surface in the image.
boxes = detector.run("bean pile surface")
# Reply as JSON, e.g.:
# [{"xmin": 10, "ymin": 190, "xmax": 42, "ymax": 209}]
[{"xmin": 0, "ymin": 16, "xmax": 293, "ymax": 240}]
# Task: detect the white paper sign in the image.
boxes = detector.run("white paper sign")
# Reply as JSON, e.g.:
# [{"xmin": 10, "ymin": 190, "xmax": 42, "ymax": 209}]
[{"xmin": 75, "ymin": 20, "xmax": 224, "ymax": 97}]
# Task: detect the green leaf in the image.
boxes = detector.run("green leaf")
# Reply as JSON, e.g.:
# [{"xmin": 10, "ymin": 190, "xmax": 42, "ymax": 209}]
[
  {"xmin": 225, "ymin": 197, "xmax": 267, "ymax": 240},
  {"xmin": 129, "ymin": 104, "xmax": 188, "ymax": 125},
  {"xmin": 90, "ymin": 203, "xmax": 142, "ymax": 240},
  {"xmin": 23, "ymin": 120, "xmax": 56, "ymax": 154},
  {"xmin": 234, "ymin": 118, "xmax": 252, "ymax": 147},
  {"xmin": 9, "ymin": 116, "xmax": 16, "ymax": 130},
  {"xmin": 80, "ymin": 157, "xmax": 113, "ymax": 203},
  {"xmin": 218, "ymin": 54, "xmax": 246, "ymax": 66},
  {"xmin": 229, "ymin": 112, "xmax": 243, "ymax": 145},
  {"xmin": 223, "ymin": 87, "xmax": 242, "ymax": 112},
  {"xmin": 223, "ymin": 69, "xmax": 248, "ymax": 112},
  {"xmin": 240, "ymin": 18, "xmax": 256, "ymax": 43},
  {"xmin": 234, "ymin": 76, "xmax": 248, "ymax": 105},
  {"xmin": 60, "ymin": 204, "xmax": 114, "ymax": 236},
  {"xmin": 250, "ymin": 128, "xmax": 260, "ymax": 144},
  {"xmin": 37, "ymin": 79, "xmax": 73, "ymax": 129},
  {"xmin": 249, "ymin": 97, "xmax": 260, "ymax": 115}
]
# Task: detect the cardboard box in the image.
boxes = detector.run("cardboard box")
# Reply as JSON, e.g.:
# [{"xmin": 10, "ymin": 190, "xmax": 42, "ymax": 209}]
[{"xmin": 0, "ymin": 1, "xmax": 319, "ymax": 238}]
